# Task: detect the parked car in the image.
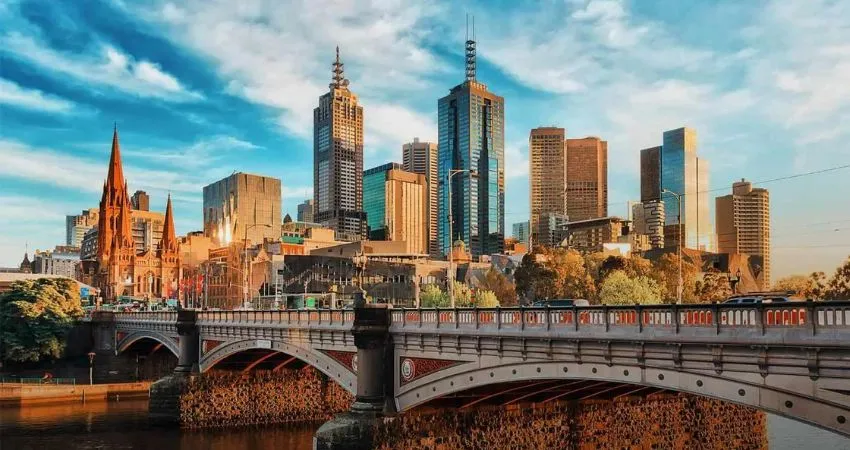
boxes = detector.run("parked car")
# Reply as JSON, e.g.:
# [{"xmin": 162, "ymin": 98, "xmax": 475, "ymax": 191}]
[
  {"xmin": 530, "ymin": 299, "xmax": 590, "ymax": 307},
  {"xmin": 724, "ymin": 296, "xmax": 792, "ymax": 304}
]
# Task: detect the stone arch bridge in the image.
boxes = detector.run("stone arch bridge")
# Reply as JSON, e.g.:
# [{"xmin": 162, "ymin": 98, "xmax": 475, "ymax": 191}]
[{"xmin": 92, "ymin": 301, "xmax": 850, "ymax": 437}]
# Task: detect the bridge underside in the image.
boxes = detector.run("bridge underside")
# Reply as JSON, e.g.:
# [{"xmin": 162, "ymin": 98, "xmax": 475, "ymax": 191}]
[{"xmin": 207, "ymin": 348, "xmax": 311, "ymax": 373}]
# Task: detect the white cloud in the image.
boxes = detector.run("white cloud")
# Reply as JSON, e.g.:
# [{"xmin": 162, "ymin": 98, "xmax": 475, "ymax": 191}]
[
  {"xmin": 504, "ymin": 141, "xmax": 529, "ymax": 179},
  {"xmin": 124, "ymin": 135, "xmax": 260, "ymax": 169},
  {"xmin": 0, "ymin": 77, "xmax": 76, "ymax": 113},
  {"xmin": 1, "ymin": 33, "xmax": 203, "ymax": 102}
]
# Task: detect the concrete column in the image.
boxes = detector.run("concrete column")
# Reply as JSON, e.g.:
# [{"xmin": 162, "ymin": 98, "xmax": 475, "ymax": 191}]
[
  {"xmin": 150, "ymin": 310, "xmax": 199, "ymax": 425},
  {"xmin": 314, "ymin": 292, "xmax": 392, "ymax": 449},
  {"xmin": 174, "ymin": 310, "xmax": 200, "ymax": 375}
]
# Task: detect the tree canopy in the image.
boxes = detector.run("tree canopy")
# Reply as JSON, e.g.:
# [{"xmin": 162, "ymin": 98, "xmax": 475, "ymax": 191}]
[
  {"xmin": 0, "ymin": 278, "xmax": 84, "ymax": 363},
  {"xmin": 476, "ymin": 268, "xmax": 517, "ymax": 306},
  {"xmin": 515, "ymin": 247, "xmax": 595, "ymax": 302},
  {"xmin": 420, "ymin": 284, "xmax": 449, "ymax": 308},
  {"xmin": 598, "ymin": 270, "xmax": 663, "ymax": 305}
]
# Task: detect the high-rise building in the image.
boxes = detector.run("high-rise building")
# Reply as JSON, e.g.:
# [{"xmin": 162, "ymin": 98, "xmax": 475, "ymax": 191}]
[
  {"xmin": 297, "ymin": 199, "xmax": 315, "ymax": 223},
  {"xmin": 364, "ymin": 162, "xmax": 403, "ymax": 240},
  {"xmin": 659, "ymin": 127, "xmax": 711, "ymax": 251},
  {"xmin": 512, "ymin": 221, "xmax": 530, "ymax": 244},
  {"xmin": 438, "ymin": 25, "xmax": 505, "ymax": 258},
  {"xmin": 32, "ymin": 246, "xmax": 80, "ymax": 279},
  {"xmin": 313, "ymin": 47, "xmax": 366, "ymax": 241},
  {"xmin": 632, "ymin": 200, "xmax": 665, "ymax": 249},
  {"xmin": 565, "ymin": 137, "xmax": 608, "ymax": 221},
  {"xmin": 640, "ymin": 146, "xmax": 662, "ymax": 203},
  {"xmin": 203, "ymin": 172, "xmax": 282, "ymax": 247},
  {"xmin": 529, "ymin": 127, "xmax": 566, "ymax": 244},
  {"xmin": 131, "ymin": 190, "xmax": 150, "ymax": 211},
  {"xmin": 638, "ymin": 145, "xmax": 666, "ymax": 249},
  {"xmin": 402, "ymin": 138, "xmax": 439, "ymax": 256},
  {"xmin": 716, "ymin": 179, "xmax": 770, "ymax": 287},
  {"xmin": 66, "ymin": 208, "xmax": 99, "ymax": 247}
]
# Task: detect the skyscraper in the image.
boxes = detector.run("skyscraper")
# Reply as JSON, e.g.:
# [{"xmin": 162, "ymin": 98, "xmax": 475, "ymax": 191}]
[
  {"xmin": 403, "ymin": 138, "xmax": 439, "ymax": 256},
  {"xmin": 438, "ymin": 23, "xmax": 505, "ymax": 258},
  {"xmin": 638, "ymin": 145, "xmax": 665, "ymax": 249},
  {"xmin": 716, "ymin": 179, "xmax": 770, "ymax": 287},
  {"xmin": 565, "ymin": 137, "xmax": 608, "ymax": 221},
  {"xmin": 66, "ymin": 208, "xmax": 99, "ymax": 247},
  {"xmin": 203, "ymin": 172, "xmax": 281, "ymax": 247},
  {"xmin": 297, "ymin": 199, "xmax": 314, "ymax": 223},
  {"xmin": 314, "ymin": 47, "xmax": 366, "ymax": 241},
  {"xmin": 660, "ymin": 127, "xmax": 712, "ymax": 251},
  {"xmin": 529, "ymin": 127, "xmax": 566, "ymax": 244},
  {"xmin": 364, "ymin": 162, "xmax": 403, "ymax": 240},
  {"xmin": 512, "ymin": 221, "xmax": 530, "ymax": 244}
]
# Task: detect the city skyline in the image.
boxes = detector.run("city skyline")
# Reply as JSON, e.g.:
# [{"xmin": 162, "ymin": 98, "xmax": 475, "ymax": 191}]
[{"xmin": 2, "ymin": 0, "xmax": 849, "ymax": 279}]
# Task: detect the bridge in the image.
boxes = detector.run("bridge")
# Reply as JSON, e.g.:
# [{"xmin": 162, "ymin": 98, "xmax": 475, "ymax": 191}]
[{"xmin": 93, "ymin": 300, "xmax": 850, "ymax": 438}]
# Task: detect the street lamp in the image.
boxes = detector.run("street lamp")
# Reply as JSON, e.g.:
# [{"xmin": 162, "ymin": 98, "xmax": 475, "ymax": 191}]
[
  {"xmin": 244, "ymin": 223, "xmax": 272, "ymax": 307},
  {"xmin": 447, "ymin": 169, "xmax": 473, "ymax": 308},
  {"xmin": 87, "ymin": 352, "xmax": 96, "ymax": 385},
  {"xmin": 729, "ymin": 268, "xmax": 743, "ymax": 294},
  {"xmin": 352, "ymin": 251, "xmax": 368, "ymax": 295},
  {"xmin": 662, "ymin": 188, "xmax": 683, "ymax": 304}
]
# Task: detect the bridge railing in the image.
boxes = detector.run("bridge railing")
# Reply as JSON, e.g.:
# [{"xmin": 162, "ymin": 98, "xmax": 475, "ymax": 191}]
[
  {"xmin": 390, "ymin": 301, "xmax": 850, "ymax": 335},
  {"xmin": 197, "ymin": 309, "xmax": 355, "ymax": 327},
  {"xmin": 113, "ymin": 311, "xmax": 177, "ymax": 323}
]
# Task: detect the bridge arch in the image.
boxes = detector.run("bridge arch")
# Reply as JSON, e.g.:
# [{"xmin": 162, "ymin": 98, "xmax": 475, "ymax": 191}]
[
  {"xmin": 397, "ymin": 360, "xmax": 850, "ymax": 437},
  {"xmin": 199, "ymin": 339, "xmax": 356, "ymax": 395},
  {"xmin": 116, "ymin": 331, "xmax": 179, "ymax": 357}
]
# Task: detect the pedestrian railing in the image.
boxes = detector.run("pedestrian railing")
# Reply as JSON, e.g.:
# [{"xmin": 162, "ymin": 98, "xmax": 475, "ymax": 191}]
[{"xmin": 0, "ymin": 377, "xmax": 76, "ymax": 385}]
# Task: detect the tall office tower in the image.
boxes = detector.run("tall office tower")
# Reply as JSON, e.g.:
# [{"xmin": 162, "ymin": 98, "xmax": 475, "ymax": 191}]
[
  {"xmin": 297, "ymin": 199, "xmax": 315, "ymax": 223},
  {"xmin": 131, "ymin": 190, "xmax": 150, "ymax": 211},
  {"xmin": 438, "ymin": 22, "xmax": 505, "ymax": 258},
  {"xmin": 314, "ymin": 47, "xmax": 366, "ymax": 241},
  {"xmin": 363, "ymin": 163, "xmax": 427, "ymax": 254},
  {"xmin": 203, "ymin": 172, "xmax": 281, "ymax": 247},
  {"xmin": 529, "ymin": 127, "xmax": 566, "ymax": 245},
  {"xmin": 512, "ymin": 221, "xmax": 530, "ymax": 245},
  {"xmin": 639, "ymin": 145, "xmax": 665, "ymax": 249},
  {"xmin": 716, "ymin": 179, "xmax": 770, "ymax": 287},
  {"xmin": 403, "ymin": 138, "xmax": 439, "ymax": 256},
  {"xmin": 364, "ymin": 162, "xmax": 403, "ymax": 240},
  {"xmin": 660, "ymin": 127, "xmax": 712, "ymax": 251},
  {"xmin": 66, "ymin": 208, "xmax": 99, "ymax": 247},
  {"xmin": 565, "ymin": 137, "xmax": 608, "ymax": 221}
]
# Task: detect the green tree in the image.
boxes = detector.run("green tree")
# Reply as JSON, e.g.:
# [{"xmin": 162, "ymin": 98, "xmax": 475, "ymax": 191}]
[
  {"xmin": 695, "ymin": 270, "xmax": 733, "ymax": 303},
  {"xmin": 420, "ymin": 284, "xmax": 448, "ymax": 308},
  {"xmin": 650, "ymin": 253, "xmax": 699, "ymax": 303},
  {"xmin": 598, "ymin": 270, "xmax": 663, "ymax": 305},
  {"xmin": 473, "ymin": 290, "xmax": 499, "ymax": 308},
  {"xmin": 514, "ymin": 247, "xmax": 557, "ymax": 302},
  {"xmin": 452, "ymin": 281, "xmax": 473, "ymax": 307},
  {"xmin": 773, "ymin": 274, "xmax": 822, "ymax": 299},
  {"xmin": 825, "ymin": 256, "xmax": 850, "ymax": 300},
  {"xmin": 0, "ymin": 278, "xmax": 84, "ymax": 363},
  {"xmin": 477, "ymin": 267, "xmax": 517, "ymax": 306}
]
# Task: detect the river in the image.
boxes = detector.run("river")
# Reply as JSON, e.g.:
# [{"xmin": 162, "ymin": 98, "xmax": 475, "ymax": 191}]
[{"xmin": 1, "ymin": 399, "xmax": 848, "ymax": 449}]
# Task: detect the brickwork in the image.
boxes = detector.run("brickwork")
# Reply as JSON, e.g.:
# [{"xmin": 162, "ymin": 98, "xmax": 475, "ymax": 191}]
[
  {"xmin": 179, "ymin": 367, "xmax": 352, "ymax": 428},
  {"xmin": 375, "ymin": 394, "xmax": 766, "ymax": 449}
]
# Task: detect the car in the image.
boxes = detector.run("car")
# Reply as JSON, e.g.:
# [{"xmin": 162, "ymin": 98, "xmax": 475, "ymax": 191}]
[
  {"xmin": 724, "ymin": 296, "xmax": 792, "ymax": 304},
  {"xmin": 530, "ymin": 299, "xmax": 590, "ymax": 307}
]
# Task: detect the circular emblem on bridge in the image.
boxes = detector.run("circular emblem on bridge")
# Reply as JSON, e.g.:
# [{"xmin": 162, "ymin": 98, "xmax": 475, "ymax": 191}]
[
  {"xmin": 401, "ymin": 358, "xmax": 415, "ymax": 382},
  {"xmin": 351, "ymin": 354, "xmax": 358, "ymax": 373}
]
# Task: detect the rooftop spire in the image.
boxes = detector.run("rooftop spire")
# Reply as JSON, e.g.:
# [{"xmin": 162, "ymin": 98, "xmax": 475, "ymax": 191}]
[
  {"xmin": 160, "ymin": 193, "xmax": 177, "ymax": 253},
  {"xmin": 330, "ymin": 46, "xmax": 350, "ymax": 89},
  {"xmin": 106, "ymin": 124, "xmax": 126, "ymax": 197},
  {"xmin": 465, "ymin": 15, "xmax": 476, "ymax": 81}
]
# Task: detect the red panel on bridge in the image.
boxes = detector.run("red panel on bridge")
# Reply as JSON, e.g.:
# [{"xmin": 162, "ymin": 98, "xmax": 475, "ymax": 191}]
[
  {"xmin": 322, "ymin": 350, "xmax": 357, "ymax": 373},
  {"xmin": 116, "ymin": 331, "xmax": 127, "ymax": 342},
  {"xmin": 400, "ymin": 357, "xmax": 464, "ymax": 386},
  {"xmin": 202, "ymin": 339, "xmax": 223, "ymax": 355}
]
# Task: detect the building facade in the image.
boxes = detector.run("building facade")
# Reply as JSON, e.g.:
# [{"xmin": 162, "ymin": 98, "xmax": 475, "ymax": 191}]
[
  {"xmin": 297, "ymin": 199, "xmax": 315, "ymax": 223},
  {"xmin": 536, "ymin": 212, "xmax": 569, "ymax": 248},
  {"xmin": 716, "ymin": 179, "xmax": 771, "ymax": 287},
  {"xmin": 385, "ymin": 169, "xmax": 428, "ymax": 255},
  {"xmin": 565, "ymin": 137, "xmax": 608, "ymax": 221},
  {"xmin": 564, "ymin": 216, "xmax": 625, "ymax": 253},
  {"xmin": 529, "ymin": 127, "xmax": 566, "ymax": 244},
  {"xmin": 512, "ymin": 221, "xmax": 530, "ymax": 245},
  {"xmin": 92, "ymin": 127, "xmax": 179, "ymax": 301},
  {"xmin": 659, "ymin": 127, "xmax": 712, "ymax": 251},
  {"xmin": 131, "ymin": 190, "xmax": 150, "ymax": 211},
  {"xmin": 364, "ymin": 163, "xmax": 403, "ymax": 240},
  {"xmin": 32, "ymin": 246, "xmax": 80, "ymax": 279},
  {"xmin": 402, "ymin": 138, "xmax": 439, "ymax": 256},
  {"xmin": 66, "ymin": 208, "xmax": 99, "ymax": 247},
  {"xmin": 203, "ymin": 172, "xmax": 281, "ymax": 248},
  {"xmin": 632, "ymin": 200, "xmax": 665, "ymax": 250},
  {"xmin": 438, "ymin": 32, "xmax": 505, "ymax": 258},
  {"xmin": 313, "ymin": 47, "xmax": 366, "ymax": 241}
]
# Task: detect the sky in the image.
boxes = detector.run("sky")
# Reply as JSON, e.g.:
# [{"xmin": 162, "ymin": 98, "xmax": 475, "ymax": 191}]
[{"xmin": 1, "ymin": 0, "xmax": 849, "ymax": 280}]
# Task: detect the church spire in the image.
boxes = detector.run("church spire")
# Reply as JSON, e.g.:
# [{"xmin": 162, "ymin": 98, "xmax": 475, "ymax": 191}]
[
  {"xmin": 160, "ymin": 194, "xmax": 178, "ymax": 254},
  {"xmin": 106, "ymin": 125, "xmax": 126, "ymax": 197},
  {"xmin": 330, "ymin": 46, "xmax": 349, "ymax": 89}
]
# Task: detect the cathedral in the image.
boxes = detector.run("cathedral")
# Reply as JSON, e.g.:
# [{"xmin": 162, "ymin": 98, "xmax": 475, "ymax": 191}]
[{"xmin": 94, "ymin": 127, "xmax": 179, "ymax": 302}]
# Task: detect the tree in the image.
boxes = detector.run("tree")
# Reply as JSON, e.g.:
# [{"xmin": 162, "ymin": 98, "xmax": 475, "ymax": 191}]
[
  {"xmin": 420, "ymin": 284, "xmax": 448, "ymax": 308},
  {"xmin": 598, "ymin": 270, "xmax": 663, "ymax": 305},
  {"xmin": 473, "ymin": 290, "xmax": 499, "ymax": 308},
  {"xmin": 514, "ymin": 248, "xmax": 557, "ymax": 302},
  {"xmin": 477, "ymin": 268, "xmax": 517, "ymax": 306},
  {"xmin": 548, "ymin": 248, "xmax": 597, "ymax": 301},
  {"xmin": 452, "ymin": 281, "xmax": 473, "ymax": 307},
  {"xmin": 650, "ymin": 253, "xmax": 699, "ymax": 303},
  {"xmin": 0, "ymin": 278, "xmax": 84, "ymax": 363},
  {"xmin": 773, "ymin": 274, "xmax": 822, "ymax": 299},
  {"xmin": 825, "ymin": 256, "xmax": 850, "ymax": 300},
  {"xmin": 695, "ymin": 270, "xmax": 732, "ymax": 303}
]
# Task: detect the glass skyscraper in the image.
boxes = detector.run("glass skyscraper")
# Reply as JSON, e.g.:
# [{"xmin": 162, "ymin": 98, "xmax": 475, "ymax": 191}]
[
  {"xmin": 660, "ymin": 127, "xmax": 712, "ymax": 251},
  {"xmin": 363, "ymin": 162, "xmax": 402, "ymax": 240},
  {"xmin": 437, "ymin": 31, "xmax": 505, "ymax": 258}
]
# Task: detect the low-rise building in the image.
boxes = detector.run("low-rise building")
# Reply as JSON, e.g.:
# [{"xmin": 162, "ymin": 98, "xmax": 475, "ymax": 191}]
[
  {"xmin": 32, "ymin": 246, "xmax": 80, "ymax": 278},
  {"xmin": 564, "ymin": 216, "xmax": 625, "ymax": 253}
]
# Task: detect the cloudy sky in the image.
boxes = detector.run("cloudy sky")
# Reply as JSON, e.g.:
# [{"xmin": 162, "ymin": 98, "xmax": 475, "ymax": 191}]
[{"xmin": 1, "ymin": 0, "xmax": 849, "ymax": 279}]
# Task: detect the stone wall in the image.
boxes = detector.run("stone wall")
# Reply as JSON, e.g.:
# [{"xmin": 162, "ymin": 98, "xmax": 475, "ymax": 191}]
[
  {"xmin": 179, "ymin": 367, "xmax": 353, "ymax": 428},
  {"xmin": 375, "ymin": 394, "xmax": 767, "ymax": 449}
]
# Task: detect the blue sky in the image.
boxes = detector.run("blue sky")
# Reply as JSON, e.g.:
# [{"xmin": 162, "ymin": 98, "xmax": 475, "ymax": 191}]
[{"xmin": 1, "ymin": 0, "xmax": 849, "ymax": 279}]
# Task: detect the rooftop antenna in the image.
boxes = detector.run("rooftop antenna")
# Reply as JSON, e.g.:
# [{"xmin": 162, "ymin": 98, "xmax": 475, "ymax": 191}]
[{"xmin": 465, "ymin": 15, "xmax": 476, "ymax": 82}]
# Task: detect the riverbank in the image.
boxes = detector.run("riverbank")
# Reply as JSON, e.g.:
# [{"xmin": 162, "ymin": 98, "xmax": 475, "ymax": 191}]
[{"xmin": 0, "ymin": 382, "xmax": 151, "ymax": 406}]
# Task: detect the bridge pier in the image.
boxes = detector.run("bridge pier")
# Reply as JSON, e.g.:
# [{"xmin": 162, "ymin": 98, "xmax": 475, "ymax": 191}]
[
  {"xmin": 315, "ymin": 294, "xmax": 392, "ymax": 450},
  {"xmin": 149, "ymin": 310, "xmax": 200, "ymax": 424}
]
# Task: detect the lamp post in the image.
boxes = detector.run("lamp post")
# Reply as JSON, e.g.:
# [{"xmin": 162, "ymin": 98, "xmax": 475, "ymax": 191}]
[
  {"xmin": 353, "ymin": 251, "xmax": 368, "ymax": 296},
  {"xmin": 662, "ymin": 188, "xmax": 683, "ymax": 304},
  {"xmin": 447, "ymin": 169, "xmax": 472, "ymax": 308},
  {"xmin": 87, "ymin": 352, "xmax": 96, "ymax": 385},
  {"xmin": 244, "ymin": 223, "xmax": 272, "ymax": 308},
  {"xmin": 729, "ymin": 268, "xmax": 742, "ymax": 294}
]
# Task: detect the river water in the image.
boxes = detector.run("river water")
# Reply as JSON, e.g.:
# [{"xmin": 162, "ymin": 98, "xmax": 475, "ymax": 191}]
[{"xmin": 1, "ymin": 399, "xmax": 848, "ymax": 449}]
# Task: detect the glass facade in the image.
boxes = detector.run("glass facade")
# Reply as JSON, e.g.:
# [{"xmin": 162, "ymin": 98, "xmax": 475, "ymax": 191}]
[
  {"xmin": 660, "ymin": 127, "xmax": 711, "ymax": 251},
  {"xmin": 438, "ymin": 81, "xmax": 505, "ymax": 258},
  {"xmin": 363, "ymin": 163, "xmax": 402, "ymax": 240}
]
